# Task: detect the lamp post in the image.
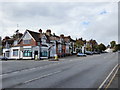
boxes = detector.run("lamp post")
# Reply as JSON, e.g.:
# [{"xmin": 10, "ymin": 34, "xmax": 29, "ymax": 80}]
[{"xmin": 39, "ymin": 38, "xmax": 42, "ymax": 60}]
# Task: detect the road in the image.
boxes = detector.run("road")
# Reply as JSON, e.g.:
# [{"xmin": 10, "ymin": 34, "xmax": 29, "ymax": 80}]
[
  {"xmin": 1, "ymin": 52, "xmax": 118, "ymax": 89},
  {"xmin": 108, "ymin": 64, "xmax": 119, "ymax": 88}
]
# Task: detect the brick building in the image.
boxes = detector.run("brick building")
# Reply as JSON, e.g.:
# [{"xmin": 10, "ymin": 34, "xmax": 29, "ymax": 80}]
[{"xmin": 2, "ymin": 29, "xmax": 75, "ymax": 59}]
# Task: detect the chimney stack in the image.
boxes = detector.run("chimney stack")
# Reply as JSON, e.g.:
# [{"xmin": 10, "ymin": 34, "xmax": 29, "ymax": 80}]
[
  {"xmin": 60, "ymin": 34, "xmax": 64, "ymax": 38},
  {"xmin": 39, "ymin": 29, "xmax": 42, "ymax": 33},
  {"xmin": 68, "ymin": 36, "xmax": 71, "ymax": 38},
  {"xmin": 46, "ymin": 29, "xmax": 51, "ymax": 36}
]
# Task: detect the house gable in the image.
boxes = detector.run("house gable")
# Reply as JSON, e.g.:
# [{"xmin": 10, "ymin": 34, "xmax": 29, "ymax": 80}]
[
  {"xmin": 18, "ymin": 30, "xmax": 37, "ymax": 46},
  {"xmin": 41, "ymin": 34, "xmax": 47, "ymax": 43},
  {"xmin": 19, "ymin": 30, "xmax": 33, "ymax": 43},
  {"xmin": 23, "ymin": 31, "xmax": 32, "ymax": 40}
]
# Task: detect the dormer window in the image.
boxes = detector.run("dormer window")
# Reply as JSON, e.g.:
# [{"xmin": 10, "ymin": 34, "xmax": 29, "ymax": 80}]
[
  {"xmin": 42, "ymin": 39, "xmax": 46, "ymax": 43},
  {"xmin": 41, "ymin": 36, "xmax": 46, "ymax": 43},
  {"xmin": 14, "ymin": 40, "xmax": 18, "ymax": 46},
  {"xmin": 13, "ymin": 49, "xmax": 18, "ymax": 56},
  {"xmin": 5, "ymin": 42, "xmax": 10, "ymax": 49},
  {"xmin": 23, "ymin": 40, "xmax": 31, "ymax": 44}
]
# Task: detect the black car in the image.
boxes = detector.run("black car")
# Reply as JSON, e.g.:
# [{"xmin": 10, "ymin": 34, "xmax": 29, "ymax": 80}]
[
  {"xmin": 93, "ymin": 51, "xmax": 100, "ymax": 54},
  {"xmin": 0, "ymin": 56, "xmax": 8, "ymax": 61},
  {"xmin": 101, "ymin": 51, "xmax": 108, "ymax": 53}
]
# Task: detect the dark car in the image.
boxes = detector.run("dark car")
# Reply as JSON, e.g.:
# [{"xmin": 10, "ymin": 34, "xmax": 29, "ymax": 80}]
[
  {"xmin": 93, "ymin": 51, "xmax": 100, "ymax": 54},
  {"xmin": 77, "ymin": 53, "xmax": 86, "ymax": 57},
  {"xmin": 85, "ymin": 51, "xmax": 93, "ymax": 55},
  {"xmin": 101, "ymin": 51, "xmax": 108, "ymax": 53},
  {"xmin": 0, "ymin": 56, "xmax": 8, "ymax": 61}
]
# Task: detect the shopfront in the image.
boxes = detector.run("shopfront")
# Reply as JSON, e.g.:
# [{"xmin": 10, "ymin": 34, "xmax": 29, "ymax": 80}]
[
  {"xmin": 40, "ymin": 47, "xmax": 48, "ymax": 59},
  {"xmin": 23, "ymin": 47, "xmax": 33, "ymax": 59}
]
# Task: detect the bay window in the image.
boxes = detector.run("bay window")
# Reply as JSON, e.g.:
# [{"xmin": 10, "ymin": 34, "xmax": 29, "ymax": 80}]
[
  {"xmin": 41, "ymin": 50, "xmax": 47, "ymax": 57},
  {"xmin": 13, "ymin": 49, "xmax": 18, "ymax": 56},
  {"xmin": 23, "ymin": 50, "xmax": 32, "ymax": 57}
]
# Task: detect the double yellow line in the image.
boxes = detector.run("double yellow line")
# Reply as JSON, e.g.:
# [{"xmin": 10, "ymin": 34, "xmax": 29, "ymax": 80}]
[
  {"xmin": 98, "ymin": 64, "xmax": 119, "ymax": 90},
  {"xmin": 105, "ymin": 65, "xmax": 119, "ymax": 89}
]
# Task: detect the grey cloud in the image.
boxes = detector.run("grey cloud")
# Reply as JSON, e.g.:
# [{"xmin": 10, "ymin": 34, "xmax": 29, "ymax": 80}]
[
  {"xmin": 2, "ymin": 2, "xmax": 73, "ymax": 20},
  {"xmin": 0, "ymin": 2, "xmax": 118, "ymax": 45}
]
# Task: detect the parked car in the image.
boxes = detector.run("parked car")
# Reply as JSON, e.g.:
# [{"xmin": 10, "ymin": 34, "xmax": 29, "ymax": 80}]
[
  {"xmin": 73, "ymin": 51, "xmax": 77, "ymax": 55},
  {"xmin": 85, "ymin": 51, "xmax": 93, "ymax": 55},
  {"xmin": 0, "ymin": 56, "xmax": 8, "ymax": 61},
  {"xmin": 77, "ymin": 53, "xmax": 86, "ymax": 57},
  {"xmin": 101, "ymin": 51, "xmax": 108, "ymax": 53},
  {"xmin": 93, "ymin": 51, "xmax": 100, "ymax": 54},
  {"xmin": 118, "ymin": 50, "xmax": 120, "ymax": 53}
]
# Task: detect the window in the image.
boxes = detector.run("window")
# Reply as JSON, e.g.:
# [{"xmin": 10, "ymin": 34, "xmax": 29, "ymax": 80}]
[
  {"xmin": 42, "ymin": 39, "xmax": 46, "ymax": 43},
  {"xmin": 58, "ymin": 45, "xmax": 62, "ymax": 53},
  {"xmin": 23, "ymin": 50, "xmax": 32, "ymax": 57},
  {"xmin": 41, "ymin": 51, "xmax": 47, "ymax": 57},
  {"xmin": 23, "ymin": 40, "xmax": 31, "ymax": 44},
  {"xmin": 13, "ymin": 49, "xmax": 18, "ymax": 56},
  {"xmin": 6, "ymin": 51, "xmax": 10, "ymax": 57},
  {"xmin": 14, "ymin": 41, "xmax": 18, "ymax": 46},
  {"xmin": 5, "ymin": 42, "xmax": 10, "ymax": 49}
]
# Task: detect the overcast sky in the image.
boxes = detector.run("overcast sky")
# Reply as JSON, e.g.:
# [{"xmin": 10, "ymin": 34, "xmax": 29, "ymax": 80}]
[{"xmin": 0, "ymin": 1, "xmax": 118, "ymax": 45}]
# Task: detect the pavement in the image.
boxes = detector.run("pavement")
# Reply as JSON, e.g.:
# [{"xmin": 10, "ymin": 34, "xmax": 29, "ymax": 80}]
[{"xmin": 0, "ymin": 52, "xmax": 118, "ymax": 89}]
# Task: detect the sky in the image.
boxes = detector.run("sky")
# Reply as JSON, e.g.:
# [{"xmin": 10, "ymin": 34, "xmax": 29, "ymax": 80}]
[{"xmin": 0, "ymin": 0, "xmax": 118, "ymax": 45}]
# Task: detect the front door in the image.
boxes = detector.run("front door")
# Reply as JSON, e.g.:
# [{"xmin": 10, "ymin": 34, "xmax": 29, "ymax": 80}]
[
  {"xmin": 34, "ymin": 51, "xmax": 38, "ymax": 59},
  {"xmin": 6, "ymin": 51, "xmax": 10, "ymax": 57}
]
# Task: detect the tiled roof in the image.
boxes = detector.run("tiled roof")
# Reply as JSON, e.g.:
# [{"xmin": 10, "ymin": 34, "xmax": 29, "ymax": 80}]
[
  {"xmin": 2, "ymin": 39, "xmax": 14, "ymax": 47},
  {"xmin": 27, "ymin": 30, "xmax": 40, "ymax": 42},
  {"xmin": 6, "ymin": 39, "xmax": 14, "ymax": 44},
  {"xmin": 64, "ymin": 36, "xmax": 75, "ymax": 42},
  {"xmin": 26, "ymin": 30, "xmax": 75, "ymax": 43}
]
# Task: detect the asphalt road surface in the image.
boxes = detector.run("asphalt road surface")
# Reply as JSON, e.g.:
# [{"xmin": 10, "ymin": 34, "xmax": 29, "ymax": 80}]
[
  {"xmin": 108, "ymin": 65, "xmax": 119, "ymax": 88},
  {"xmin": 1, "ymin": 52, "xmax": 118, "ymax": 89}
]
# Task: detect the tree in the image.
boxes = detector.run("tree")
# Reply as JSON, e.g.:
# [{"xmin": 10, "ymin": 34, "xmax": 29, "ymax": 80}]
[
  {"xmin": 75, "ymin": 39, "xmax": 84, "ymax": 48},
  {"xmin": 98, "ymin": 43, "xmax": 106, "ymax": 52},
  {"xmin": 86, "ymin": 43, "xmax": 92, "ymax": 51},
  {"xmin": 90, "ymin": 40, "xmax": 98, "ymax": 51},
  {"xmin": 113, "ymin": 44, "xmax": 120, "ymax": 52},
  {"xmin": 86, "ymin": 39, "xmax": 98, "ymax": 51},
  {"xmin": 110, "ymin": 41, "xmax": 116, "ymax": 48},
  {"xmin": 0, "ymin": 46, "xmax": 2, "ymax": 55}
]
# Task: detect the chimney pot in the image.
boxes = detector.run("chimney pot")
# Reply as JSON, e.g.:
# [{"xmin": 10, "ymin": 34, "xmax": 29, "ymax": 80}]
[
  {"xmin": 46, "ymin": 29, "xmax": 51, "ymax": 36},
  {"xmin": 60, "ymin": 34, "xmax": 64, "ymax": 38},
  {"xmin": 39, "ymin": 29, "xmax": 42, "ymax": 33}
]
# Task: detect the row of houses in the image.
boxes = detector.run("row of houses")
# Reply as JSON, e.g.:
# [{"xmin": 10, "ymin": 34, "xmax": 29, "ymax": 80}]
[{"xmin": 2, "ymin": 29, "xmax": 76, "ymax": 59}]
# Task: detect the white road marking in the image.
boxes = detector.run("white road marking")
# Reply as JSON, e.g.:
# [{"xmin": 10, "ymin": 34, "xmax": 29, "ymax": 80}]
[
  {"xmin": 98, "ymin": 64, "xmax": 118, "ymax": 90},
  {"xmin": 0, "ymin": 57, "xmax": 90, "ymax": 76},
  {"xmin": 105, "ymin": 65, "xmax": 119, "ymax": 89},
  {"xmin": 11, "ymin": 70, "xmax": 62, "ymax": 88},
  {"xmin": 1, "ymin": 62, "xmax": 65, "ymax": 76},
  {"xmin": 1, "ymin": 53, "xmax": 114, "ymax": 76},
  {"xmin": 24, "ymin": 70, "xmax": 61, "ymax": 84}
]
